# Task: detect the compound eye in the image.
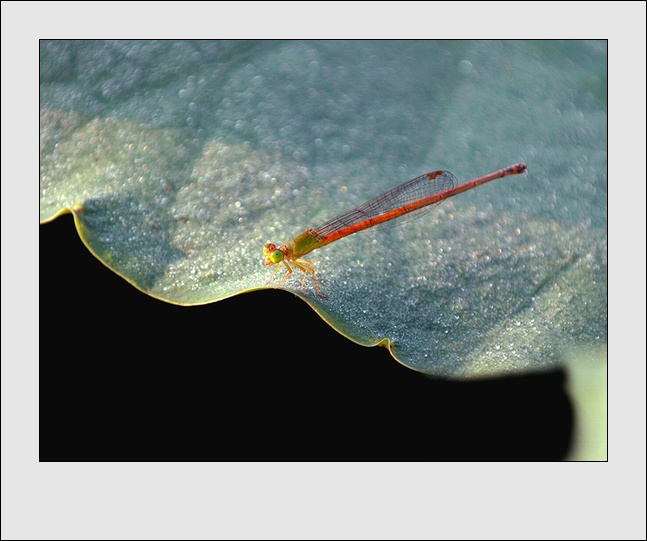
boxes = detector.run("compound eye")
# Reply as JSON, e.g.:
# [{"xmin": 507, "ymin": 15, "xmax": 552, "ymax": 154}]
[
  {"xmin": 269, "ymin": 249, "xmax": 284, "ymax": 263},
  {"xmin": 263, "ymin": 243, "xmax": 284, "ymax": 265}
]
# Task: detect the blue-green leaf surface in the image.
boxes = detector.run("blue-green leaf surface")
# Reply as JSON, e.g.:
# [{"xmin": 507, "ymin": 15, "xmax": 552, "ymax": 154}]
[{"xmin": 40, "ymin": 40, "xmax": 607, "ymax": 377}]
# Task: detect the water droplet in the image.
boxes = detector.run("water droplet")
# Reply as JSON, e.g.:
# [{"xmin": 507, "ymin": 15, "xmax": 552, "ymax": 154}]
[{"xmin": 458, "ymin": 59, "xmax": 473, "ymax": 74}]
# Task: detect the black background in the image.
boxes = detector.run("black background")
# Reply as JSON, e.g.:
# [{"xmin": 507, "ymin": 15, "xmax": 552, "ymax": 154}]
[{"xmin": 40, "ymin": 214, "xmax": 573, "ymax": 461}]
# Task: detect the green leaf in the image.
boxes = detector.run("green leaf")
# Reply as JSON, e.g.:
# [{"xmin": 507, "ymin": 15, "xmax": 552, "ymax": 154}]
[{"xmin": 40, "ymin": 40, "xmax": 607, "ymax": 377}]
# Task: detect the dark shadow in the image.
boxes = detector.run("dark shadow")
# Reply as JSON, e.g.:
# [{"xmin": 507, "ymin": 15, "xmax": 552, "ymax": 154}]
[{"xmin": 40, "ymin": 215, "xmax": 573, "ymax": 461}]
